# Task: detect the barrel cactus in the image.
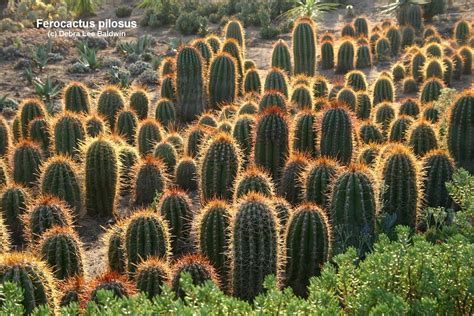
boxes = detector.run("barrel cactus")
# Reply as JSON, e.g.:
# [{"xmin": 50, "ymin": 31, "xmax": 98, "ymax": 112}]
[
  {"xmin": 53, "ymin": 112, "xmax": 86, "ymax": 158},
  {"xmin": 63, "ymin": 81, "xmax": 90, "ymax": 114},
  {"xmin": 130, "ymin": 88, "xmax": 150, "ymax": 121},
  {"xmin": 137, "ymin": 119, "xmax": 163, "ymax": 156},
  {"xmin": 29, "ymin": 117, "xmax": 51, "ymax": 158},
  {"xmin": 355, "ymin": 44, "xmax": 372, "ymax": 69},
  {"xmin": 234, "ymin": 166, "xmax": 275, "ymax": 201},
  {"xmin": 354, "ymin": 17, "xmax": 369, "ymax": 37},
  {"xmin": 206, "ymin": 34, "xmax": 221, "ymax": 54},
  {"xmin": 359, "ymin": 121, "xmax": 384, "ymax": 144},
  {"xmin": 0, "ymin": 117, "xmax": 10, "ymax": 158},
  {"xmin": 389, "ymin": 116, "xmax": 414, "ymax": 143},
  {"xmin": 372, "ymin": 75, "xmax": 395, "ymax": 105},
  {"xmin": 104, "ymin": 223, "xmax": 126, "ymax": 274},
  {"xmin": 264, "ymin": 68, "xmax": 289, "ymax": 98},
  {"xmin": 420, "ymin": 77, "xmax": 444, "ymax": 104},
  {"xmin": 454, "ymin": 20, "xmax": 471, "ymax": 45},
  {"xmin": 0, "ymin": 184, "xmax": 30, "ymax": 244},
  {"xmin": 259, "ymin": 90, "xmax": 287, "ymax": 112},
  {"xmin": 292, "ymin": 17, "xmax": 317, "ymax": 76},
  {"xmin": 291, "ymin": 84, "xmax": 313, "ymax": 110},
  {"xmin": 407, "ymin": 120, "xmax": 438, "ymax": 156},
  {"xmin": 208, "ymin": 53, "xmax": 238, "ymax": 110},
  {"xmin": 133, "ymin": 156, "xmax": 167, "ymax": 208},
  {"xmin": 292, "ymin": 110, "xmax": 318, "ymax": 157},
  {"xmin": 320, "ymin": 40, "xmax": 335, "ymax": 70},
  {"xmin": 11, "ymin": 140, "xmax": 43, "ymax": 188},
  {"xmin": 243, "ymin": 67, "xmax": 262, "ymax": 95},
  {"xmin": 115, "ymin": 110, "xmax": 138, "ymax": 146},
  {"xmin": 97, "ymin": 86, "xmax": 125, "ymax": 132},
  {"xmin": 85, "ymin": 114, "xmax": 107, "ymax": 137},
  {"xmin": 175, "ymin": 156, "xmax": 198, "ymax": 192},
  {"xmin": 279, "ymin": 154, "xmax": 309, "ymax": 206},
  {"xmin": 135, "ymin": 258, "xmax": 171, "ymax": 299},
  {"xmin": 19, "ymin": 98, "xmax": 47, "ymax": 138},
  {"xmin": 336, "ymin": 40, "xmax": 355, "ymax": 74},
  {"xmin": 355, "ymin": 92, "xmax": 372, "ymax": 120},
  {"xmin": 232, "ymin": 114, "xmax": 255, "ymax": 167},
  {"xmin": 272, "ymin": 39, "xmax": 292, "ymax": 74}
]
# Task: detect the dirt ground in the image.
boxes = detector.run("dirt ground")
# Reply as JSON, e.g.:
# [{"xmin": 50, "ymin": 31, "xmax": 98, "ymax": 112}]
[{"xmin": 0, "ymin": 0, "xmax": 472, "ymax": 277}]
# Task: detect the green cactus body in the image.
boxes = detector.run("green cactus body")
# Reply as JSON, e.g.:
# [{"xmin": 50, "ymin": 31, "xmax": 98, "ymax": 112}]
[
  {"xmin": 85, "ymin": 115, "xmax": 107, "ymax": 138},
  {"xmin": 0, "ymin": 160, "xmax": 9, "ymax": 187},
  {"xmin": 118, "ymin": 145, "xmax": 139, "ymax": 197},
  {"xmin": 407, "ymin": 4, "xmax": 423, "ymax": 31},
  {"xmin": 374, "ymin": 102, "xmax": 396, "ymax": 139},
  {"xmin": 136, "ymin": 258, "xmax": 171, "ymax": 299},
  {"xmin": 137, "ymin": 119, "xmax": 163, "ymax": 156},
  {"xmin": 115, "ymin": 110, "xmax": 138, "ymax": 146},
  {"xmin": 59, "ymin": 276, "xmax": 84, "ymax": 307},
  {"xmin": 293, "ymin": 110, "xmax": 318, "ymax": 157},
  {"xmin": 459, "ymin": 46, "xmax": 473, "ymax": 75},
  {"xmin": 219, "ymin": 104, "xmax": 237, "ymax": 121},
  {"xmin": 208, "ymin": 53, "xmax": 238, "ymax": 110},
  {"xmin": 159, "ymin": 57, "xmax": 176, "ymax": 77},
  {"xmin": 422, "ymin": 104, "xmax": 440, "ymax": 124},
  {"xmin": 230, "ymin": 194, "xmax": 280, "ymax": 301},
  {"xmin": 232, "ymin": 115, "xmax": 255, "ymax": 167},
  {"xmin": 97, "ymin": 87, "xmax": 125, "ymax": 132},
  {"xmin": 285, "ymin": 203, "xmax": 331, "ymax": 297},
  {"xmin": 401, "ymin": 26, "xmax": 415, "ymax": 48},
  {"xmin": 355, "ymin": 44, "xmax": 372, "ymax": 69},
  {"xmin": 319, "ymin": 104, "xmax": 353, "ymax": 165},
  {"xmin": 222, "ymin": 39, "xmax": 244, "ymax": 96},
  {"xmin": 314, "ymin": 98, "xmax": 328, "ymax": 112},
  {"xmin": 133, "ymin": 156, "xmax": 167, "ymax": 208},
  {"xmin": 442, "ymin": 57, "xmax": 453, "ymax": 86},
  {"xmin": 407, "ymin": 120, "xmax": 438, "ymax": 156},
  {"xmin": 234, "ymin": 167, "xmax": 274, "ymax": 201},
  {"xmin": 198, "ymin": 113, "xmax": 218, "ymax": 128},
  {"xmin": 272, "ymin": 39, "xmax": 292, "ymax": 75},
  {"xmin": 420, "ymin": 78, "xmax": 444, "ymax": 104},
  {"xmin": 264, "ymin": 68, "xmax": 289, "ymax": 98},
  {"xmin": 359, "ymin": 121, "xmax": 384, "ymax": 144},
  {"xmin": 154, "ymin": 141, "xmax": 177, "ymax": 175},
  {"xmin": 160, "ymin": 75, "xmax": 176, "ymax": 102},
  {"xmin": 12, "ymin": 141, "xmax": 42, "ymax": 188},
  {"xmin": 175, "ymin": 157, "xmax": 198, "ymax": 192},
  {"xmin": 454, "ymin": 20, "xmax": 471, "ymax": 45},
  {"xmin": 422, "ymin": 150, "xmax": 454, "ymax": 208},
  {"xmin": 254, "ymin": 107, "xmax": 289, "ymax": 181},
  {"xmin": 206, "ymin": 35, "xmax": 221, "ymax": 54},
  {"xmin": 346, "ymin": 70, "xmax": 367, "ymax": 92},
  {"xmin": 399, "ymin": 98, "xmax": 420, "ymax": 118},
  {"xmin": 425, "ymin": 43, "xmax": 443, "ymax": 58},
  {"xmin": 63, "ymin": 82, "xmax": 90, "ymax": 114},
  {"xmin": 39, "ymin": 227, "xmax": 83, "ymax": 280},
  {"xmin": 392, "ymin": 63, "xmax": 405, "ymax": 82},
  {"xmin": 29, "ymin": 118, "xmax": 51, "ymax": 157},
  {"xmin": 411, "ymin": 51, "xmax": 426, "ymax": 82},
  {"xmin": 244, "ymin": 60, "xmax": 256, "ymax": 70},
  {"xmin": 259, "ymin": 91, "xmax": 287, "ymax": 112},
  {"xmin": 357, "ymin": 144, "xmax": 382, "ymax": 167},
  {"xmin": 176, "ymin": 46, "xmax": 206, "ymax": 123},
  {"xmin": 372, "ymin": 75, "xmax": 394, "ymax": 105},
  {"xmin": 292, "ymin": 17, "xmax": 317, "ymax": 76},
  {"xmin": 342, "ymin": 24, "xmax": 356, "ymax": 37},
  {"xmin": 389, "ymin": 116, "xmax": 414, "ymax": 143},
  {"xmin": 0, "ymin": 118, "xmax": 10, "ymax": 158},
  {"xmin": 19, "ymin": 98, "xmax": 47, "ymax": 138},
  {"xmin": 386, "ymin": 26, "xmax": 401, "ymax": 56},
  {"xmin": 86, "ymin": 272, "xmax": 134, "ymax": 304},
  {"xmin": 320, "ymin": 40, "xmax": 335, "ymax": 70},
  {"xmin": 243, "ymin": 68, "xmax": 262, "ymax": 95},
  {"xmin": 40, "ymin": 156, "xmax": 82, "ymax": 218},
  {"xmin": 0, "ymin": 184, "xmax": 30, "ymax": 244},
  {"xmin": 193, "ymin": 39, "xmax": 213, "ymax": 65},
  {"xmin": 129, "ymin": 89, "xmax": 149, "ymax": 121},
  {"xmin": 291, "ymin": 85, "xmax": 313, "ymax": 110},
  {"xmin": 85, "ymin": 138, "xmax": 118, "ymax": 217},
  {"xmin": 403, "ymin": 77, "xmax": 419, "ymax": 94},
  {"xmin": 53, "ymin": 112, "xmax": 86, "ymax": 159},
  {"xmin": 369, "ymin": 33, "xmax": 380, "ymax": 54},
  {"xmin": 225, "ymin": 20, "xmax": 245, "ymax": 54},
  {"xmin": 125, "ymin": 210, "xmax": 170, "ymax": 274},
  {"xmin": 185, "ymin": 125, "xmax": 208, "ymax": 158},
  {"xmin": 423, "ymin": 58, "xmax": 444, "ymax": 81},
  {"xmin": 378, "ymin": 144, "xmax": 419, "ymax": 228},
  {"xmin": 337, "ymin": 87, "xmax": 357, "ymax": 111},
  {"xmin": 447, "ymin": 91, "xmax": 474, "ymax": 173},
  {"xmin": 354, "ymin": 17, "xmax": 369, "ymax": 37},
  {"xmin": 355, "ymin": 92, "xmax": 372, "ymax": 120},
  {"xmin": 313, "ymin": 76, "xmax": 329, "ymax": 98},
  {"xmin": 336, "ymin": 40, "xmax": 355, "ymax": 74},
  {"xmin": 199, "ymin": 133, "xmax": 241, "ymax": 202},
  {"xmin": 105, "ymin": 224, "xmax": 126, "ymax": 273},
  {"xmin": 279, "ymin": 154, "xmax": 309, "ymax": 206},
  {"xmin": 166, "ymin": 132, "xmax": 184, "ymax": 155}
]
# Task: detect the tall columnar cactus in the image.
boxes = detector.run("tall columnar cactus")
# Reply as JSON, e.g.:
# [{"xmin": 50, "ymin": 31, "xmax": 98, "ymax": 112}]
[
  {"xmin": 185, "ymin": 125, "xmax": 209, "ymax": 158},
  {"xmin": 232, "ymin": 114, "xmax": 255, "ymax": 167},
  {"xmin": 459, "ymin": 46, "xmax": 473, "ymax": 75},
  {"xmin": 254, "ymin": 107, "xmax": 289, "ymax": 181},
  {"xmin": 125, "ymin": 209, "xmax": 170, "ymax": 274},
  {"xmin": 420, "ymin": 77, "xmax": 444, "ymax": 104},
  {"xmin": 454, "ymin": 20, "xmax": 471, "ymax": 45},
  {"xmin": 19, "ymin": 98, "xmax": 47, "ymax": 138},
  {"xmin": 279, "ymin": 154, "xmax": 309, "ymax": 206},
  {"xmin": 399, "ymin": 98, "xmax": 420, "ymax": 118},
  {"xmin": 243, "ymin": 67, "xmax": 262, "ymax": 95},
  {"xmin": 171, "ymin": 254, "xmax": 219, "ymax": 298},
  {"xmin": 264, "ymin": 68, "xmax": 289, "ymax": 97},
  {"xmin": 284, "ymin": 203, "xmax": 331, "ymax": 297},
  {"xmin": 354, "ymin": 17, "xmax": 369, "ymax": 37},
  {"xmin": 375, "ymin": 37, "xmax": 391, "ymax": 62},
  {"xmin": 157, "ymin": 189, "xmax": 193, "ymax": 256},
  {"xmin": 23, "ymin": 196, "xmax": 73, "ymax": 242},
  {"xmin": 130, "ymin": 88, "xmax": 150, "ymax": 121},
  {"xmin": 114, "ymin": 110, "xmax": 138, "ymax": 146},
  {"xmin": 389, "ymin": 116, "xmax": 414, "ymax": 143},
  {"xmin": 291, "ymin": 84, "xmax": 313, "ymax": 110},
  {"xmin": 192, "ymin": 38, "xmax": 213, "ymax": 65},
  {"xmin": 104, "ymin": 223, "xmax": 126, "ymax": 274},
  {"xmin": 225, "ymin": 20, "xmax": 245, "ymax": 54},
  {"xmin": 194, "ymin": 200, "xmax": 230, "ymax": 283},
  {"xmin": 206, "ymin": 34, "xmax": 221, "ymax": 54},
  {"xmin": 11, "ymin": 140, "xmax": 43, "ymax": 188},
  {"xmin": 63, "ymin": 81, "xmax": 90, "ymax": 114},
  {"xmin": 137, "ymin": 119, "xmax": 163, "ymax": 156},
  {"xmin": 84, "ymin": 138, "xmax": 118, "ymax": 218},
  {"xmin": 230, "ymin": 194, "xmax": 280, "ymax": 301},
  {"xmin": 292, "ymin": 17, "xmax": 317, "ymax": 76},
  {"xmin": 39, "ymin": 156, "xmax": 82, "ymax": 218},
  {"xmin": 208, "ymin": 52, "xmax": 238, "ymax": 110},
  {"xmin": 355, "ymin": 92, "xmax": 372, "ymax": 120},
  {"xmin": 0, "ymin": 252, "xmax": 58, "ymax": 314},
  {"xmin": 97, "ymin": 86, "xmax": 125, "ymax": 132},
  {"xmin": 175, "ymin": 156, "xmax": 198, "ymax": 192},
  {"xmin": 401, "ymin": 26, "xmax": 415, "ymax": 48},
  {"xmin": 345, "ymin": 70, "xmax": 367, "ymax": 92},
  {"xmin": 29, "ymin": 117, "xmax": 51, "ymax": 157},
  {"xmin": 329, "ymin": 164, "xmax": 377, "ymax": 254},
  {"xmin": 234, "ymin": 166, "xmax": 274, "ymax": 201},
  {"xmin": 0, "ymin": 117, "xmax": 10, "ymax": 158},
  {"xmin": 447, "ymin": 90, "xmax": 474, "ymax": 173},
  {"xmin": 313, "ymin": 76, "xmax": 329, "ymax": 98},
  {"xmin": 160, "ymin": 75, "xmax": 176, "ymax": 102},
  {"xmin": 0, "ymin": 184, "xmax": 30, "ymax": 244},
  {"xmin": 319, "ymin": 103, "xmax": 354, "ymax": 165},
  {"xmin": 372, "ymin": 75, "xmax": 394, "ymax": 105},
  {"xmin": 359, "ymin": 121, "xmax": 384, "ymax": 144},
  {"xmin": 375, "ymin": 102, "xmax": 396, "ymax": 139},
  {"xmin": 53, "ymin": 112, "xmax": 86, "ymax": 158},
  {"xmin": 411, "ymin": 51, "xmax": 426, "ymax": 82},
  {"xmin": 159, "ymin": 57, "xmax": 176, "ymax": 77},
  {"xmin": 176, "ymin": 46, "xmax": 206, "ymax": 123},
  {"xmin": 386, "ymin": 26, "xmax": 401, "ymax": 56},
  {"xmin": 85, "ymin": 114, "xmax": 107, "ymax": 138},
  {"xmin": 154, "ymin": 98, "xmax": 176, "ymax": 130},
  {"xmin": 135, "ymin": 258, "xmax": 171, "ymax": 299},
  {"xmin": 258, "ymin": 90, "xmax": 287, "ymax": 112},
  {"xmin": 222, "ymin": 39, "xmax": 244, "ymax": 95},
  {"xmin": 320, "ymin": 40, "xmax": 335, "ymax": 70},
  {"xmin": 337, "ymin": 87, "xmax": 357, "ymax": 111},
  {"xmin": 377, "ymin": 144, "xmax": 420, "ymax": 228},
  {"xmin": 407, "ymin": 120, "xmax": 438, "ymax": 156},
  {"xmin": 406, "ymin": 4, "xmax": 423, "ymax": 31},
  {"xmin": 355, "ymin": 44, "xmax": 372, "ymax": 69},
  {"xmin": 422, "ymin": 150, "xmax": 454, "ymax": 208},
  {"xmin": 133, "ymin": 156, "xmax": 167, "ymax": 208},
  {"xmin": 38, "ymin": 226, "xmax": 84, "ymax": 280},
  {"xmin": 154, "ymin": 141, "xmax": 177, "ymax": 175},
  {"xmin": 292, "ymin": 110, "xmax": 318, "ymax": 157},
  {"xmin": 336, "ymin": 40, "xmax": 355, "ymax": 74},
  {"xmin": 199, "ymin": 133, "xmax": 241, "ymax": 202},
  {"xmin": 301, "ymin": 158, "xmax": 339, "ymax": 207},
  {"xmin": 272, "ymin": 39, "xmax": 292, "ymax": 75}
]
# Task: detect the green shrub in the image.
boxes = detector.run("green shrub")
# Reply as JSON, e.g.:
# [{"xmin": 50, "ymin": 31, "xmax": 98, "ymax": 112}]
[
  {"xmin": 115, "ymin": 6, "xmax": 133, "ymax": 18},
  {"xmin": 176, "ymin": 12, "xmax": 208, "ymax": 36}
]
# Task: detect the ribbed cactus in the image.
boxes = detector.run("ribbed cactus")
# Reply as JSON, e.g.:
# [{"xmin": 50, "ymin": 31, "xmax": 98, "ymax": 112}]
[
  {"xmin": 420, "ymin": 78, "xmax": 444, "ymax": 104},
  {"xmin": 157, "ymin": 189, "xmax": 192, "ymax": 256},
  {"xmin": 337, "ymin": 87, "xmax": 357, "ymax": 111},
  {"xmin": 259, "ymin": 90, "xmax": 287, "ymax": 112},
  {"xmin": 459, "ymin": 46, "xmax": 473, "ymax": 75},
  {"xmin": 345, "ymin": 70, "xmax": 367, "ymax": 92},
  {"xmin": 243, "ymin": 67, "xmax": 262, "ymax": 95},
  {"xmin": 154, "ymin": 141, "xmax": 177, "ymax": 175},
  {"xmin": 29, "ymin": 117, "xmax": 51, "ymax": 157},
  {"xmin": 341, "ymin": 24, "xmax": 355, "ymax": 37},
  {"xmin": 217, "ymin": 121, "xmax": 233, "ymax": 134},
  {"xmin": 185, "ymin": 125, "xmax": 208, "ymax": 158},
  {"xmin": 38, "ymin": 226, "xmax": 84, "ymax": 280},
  {"xmin": 273, "ymin": 197, "xmax": 292, "ymax": 233},
  {"xmin": 0, "ymin": 160, "xmax": 9, "ymax": 187},
  {"xmin": 59, "ymin": 276, "xmax": 84, "ymax": 307},
  {"xmin": 401, "ymin": 26, "xmax": 415, "ymax": 48},
  {"xmin": 159, "ymin": 57, "xmax": 176, "ymax": 77},
  {"xmin": 135, "ymin": 258, "xmax": 171, "ymax": 299},
  {"xmin": 133, "ymin": 156, "xmax": 167, "ymax": 208},
  {"xmin": 392, "ymin": 63, "xmax": 405, "ymax": 82},
  {"xmin": 53, "ymin": 112, "xmax": 86, "ymax": 158},
  {"xmin": 220, "ymin": 105, "xmax": 237, "ymax": 121},
  {"xmin": 422, "ymin": 104, "xmax": 440, "ymax": 123},
  {"xmin": 292, "ymin": 17, "xmax": 317, "ymax": 76},
  {"xmin": 125, "ymin": 209, "xmax": 170, "ymax": 273},
  {"xmin": 234, "ymin": 166, "xmax": 274, "ymax": 201},
  {"xmin": 279, "ymin": 154, "xmax": 309, "ymax": 206},
  {"xmin": 97, "ymin": 86, "xmax": 125, "ymax": 131},
  {"xmin": 230, "ymin": 194, "xmax": 280, "ymax": 301},
  {"xmin": 329, "ymin": 164, "xmax": 377, "ymax": 254},
  {"xmin": 137, "ymin": 119, "xmax": 163, "ymax": 156},
  {"xmin": 372, "ymin": 75, "xmax": 394, "ymax": 105},
  {"xmin": 423, "ymin": 58, "xmax": 444, "ymax": 81},
  {"xmin": 20, "ymin": 99, "xmax": 47, "ymax": 139},
  {"xmin": 0, "ymin": 117, "xmax": 10, "ymax": 158},
  {"xmin": 232, "ymin": 115, "xmax": 255, "ymax": 167},
  {"xmin": 422, "ymin": 150, "xmax": 454, "ymax": 208},
  {"xmin": 302, "ymin": 158, "xmax": 339, "ymax": 207},
  {"xmin": 198, "ymin": 113, "xmax": 218, "ymax": 127},
  {"xmin": 0, "ymin": 184, "xmax": 30, "ymax": 244},
  {"xmin": 175, "ymin": 157, "xmax": 198, "ymax": 192},
  {"xmin": 319, "ymin": 103, "xmax": 353, "ymax": 165},
  {"xmin": 454, "ymin": 20, "xmax": 471, "ymax": 45},
  {"xmin": 403, "ymin": 77, "xmax": 418, "ymax": 94},
  {"xmin": 291, "ymin": 85, "xmax": 313, "ymax": 110},
  {"xmin": 355, "ymin": 44, "xmax": 372, "ymax": 69},
  {"xmin": 411, "ymin": 51, "xmax": 426, "ymax": 82},
  {"xmin": 264, "ymin": 68, "xmax": 289, "ymax": 98},
  {"xmin": 171, "ymin": 254, "xmax": 219, "ymax": 298},
  {"xmin": 208, "ymin": 53, "xmax": 238, "ymax": 110},
  {"xmin": 0, "ymin": 252, "xmax": 58, "ymax": 314},
  {"xmin": 160, "ymin": 75, "xmax": 176, "ymax": 102},
  {"xmin": 222, "ymin": 39, "xmax": 244, "ymax": 96},
  {"xmin": 166, "ymin": 132, "xmax": 184, "ymax": 155},
  {"xmin": 63, "ymin": 81, "xmax": 90, "ymax": 114},
  {"xmin": 447, "ymin": 90, "xmax": 474, "ymax": 173},
  {"xmin": 39, "ymin": 155, "xmax": 82, "ymax": 217},
  {"xmin": 113, "ymin": 110, "xmax": 138, "ymax": 146},
  {"xmin": 245, "ymin": 60, "xmax": 256, "ymax": 70},
  {"xmin": 370, "ymin": 33, "xmax": 380, "ymax": 54},
  {"xmin": 377, "ymin": 144, "xmax": 419, "ymax": 228},
  {"xmin": 407, "ymin": 120, "xmax": 438, "ymax": 156},
  {"xmin": 406, "ymin": 4, "xmax": 423, "ymax": 31},
  {"xmin": 85, "ymin": 272, "xmax": 136, "ymax": 304},
  {"xmin": 84, "ymin": 138, "xmax": 118, "ymax": 217},
  {"xmin": 375, "ymin": 37, "xmax": 391, "ymax": 62},
  {"xmin": 375, "ymin": 102, "xmax": 396, "ymax": 139},
  {"xmin": 12, "ymin": 140, "xmax": 43, "ymax": 188},
  {"xmin": 272, "ymin": 39, "xmax": 292, "ymax": 75},
  {"xmin": 23, "ymin": 196, "xmax": 73, "ymax": 242},
  {"xmin": 425, "ymin": 43, "xmax": 443, "ymax": 58},
  {"xmin": 313, "ymin": 76, "xmax": 329, "ymax": 98},
  {"xmin": 195, "ymin": 200, "xmax": 230, "ymax": 283},
  {"xmin": 12, "ymin": 116, "xmax": 21, "ymax": 143},
  {"xmin": 206, "ymin": 34, "xmax": 221, "ymax": 54},
  {"xmin": 357, "ymin": 144, "xmax": 382, "ymax": 167},
  {"xmin": 292, "ymin": 110, "xmax": 318, "ymax": 157},
  {"xmin": 225, "ymin": 20, "xmax": 245, "ymax": 54},
  {"xmin": 199, "ymin": 133, "xmax": 241, "ymax": 202},
  {"xmin": 320, "ymin": 40, "xmax": 335, "ymax": 70},
  {"xmin": 399, "ymin": 98, "xmax": 420, "ymax": 119},
  {"xmin": 355, "ymin": 92, "xmax": 372, "ymax": 120},
  {"xmin": 354, "ymin": 17, "xmax": 369, "ymax": 37},
  {"xmin": 193, "ymin": 38, "xmax": 213, "ymax": 65},
  {"xmin": 359, "ymin": 121, "xmax": 384, "ymax": 144},
  {"xmin": 314, "ymin": 97, "xmax": 328, "ymax": 111},
  {"xmin": 104, "ymin": 223, "xmax": 126, "ymax": 273},
  {"xmin": 85, "ymin": 114, "xmax": 107, "ymax": 137},
  {"xmin": 176, "ymin": 46, "xmax": 206, "ymax": 123},
  {"xmin": 386, "ymin": 26, "xmax": 401, "ymax": 56},
  {"xmin": 254, "ymin": 107, "xmax": 289, "ymax": 181},
  {"xmin": 336, "ymin": 40, "xmax": 355, "ymax": 74},
  {"xmin": 285, "ymin": 203, "xmax": 331, "ymax": 297},
  {"xmin": 442, "ymin": 57, "xmax": 453, "ymax": 87},
  {"xmin": 389, "ymin": 116, "xmax": 413, "ymax": 143}
]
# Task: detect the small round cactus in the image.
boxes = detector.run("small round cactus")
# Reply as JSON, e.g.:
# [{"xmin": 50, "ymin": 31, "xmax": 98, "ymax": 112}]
[
  {"xmin": 135, "ymin": 258, "xmax": 171, "ymax": 299},
  {"xmin": 155, "ymin": 98, "xmax": 176, "ymax": 129},
  {"xmin": 115, "ymin": 110, "xmax": 139, "ymax": 146},
  {"xmin": 264, "ymin": 68, "xmax": 289, "ymax": 98},
  {"xmin": 154, "ymin": 141, "xmax": 178, "ymax": 175},
  {"xmin": 407, "ymin": 120, "xmax": 438, "ymax": 156},
  {"xmin": 234, "ymin": 166, "xmax": 275, "ymax": 201},
  {"xmin": 29, "ymin": 117, "xmax": 52, "ymax": 158},
  {"xmin": 336, "ymin": 40, "xmax": 355, "ymax": 74},
  {"xmin": 389, "ymin": 116, "xmax": 414, "ymax": 143},
  {"xmin": 279, "ymin": 154, "xmax": 309, "ymax": 206},
  {"xmin": 243, "ymin": 67, "xmax": 262, "ymax": 95},
  {"xmin": 85, "ymin": 114, "xmax": 107, "ymax": 137}
]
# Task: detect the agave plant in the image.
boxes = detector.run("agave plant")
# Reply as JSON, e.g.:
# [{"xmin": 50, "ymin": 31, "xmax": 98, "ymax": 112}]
[
  {"xmin": 33, "ymin": 77, "xmax": 61, "ymax": 113},
  {"xmin": 118, "ymin": 35, "xmax": 153, "ymax": 56},
  {"xmin": 280, "ymin": 0, "xmax": 340, "ymax": 21},
  {"xmin": 68, "ymin": 0, "xmax": 102, "ymax": 17},
  {"xmin": 381, "ymin": 0, "xmax": 431, "ymax": 15},
  {"xmin": 77, "ymin": 42, "xmax": 101, "ymax": 70},
  {"xmin": 31, "ymin": 40, "xmax": 53, "ymax": 72}
]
